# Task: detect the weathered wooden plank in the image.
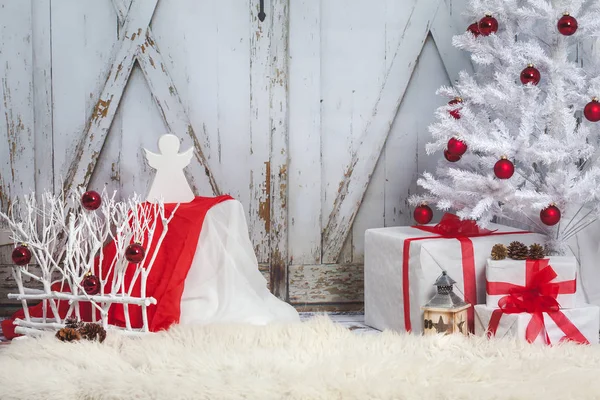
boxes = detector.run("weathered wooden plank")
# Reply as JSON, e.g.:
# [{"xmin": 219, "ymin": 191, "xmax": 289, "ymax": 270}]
[
  {"xmin": 293, "ymin": 303, "xmax": 364, "ymax": 313},
  {"xmin": 288, "ymin": 264, "xmax": 364, "ymax": 304},
  {"xmin": 62, "ymin": 0, "xmax": 158, "ymax": 193},
  {"xmin": 248, "ymin": 0, "xmax": 272, "ymax": 263},
  {"xmin": 268, "ymin": 0, "xmax": 290, "ymax": 300},
  {"xmin": 32, "ymin": 0, "xmax": 53, "ymax": 196},
  {"xmin": 287, "ymin": 0, "xmax": 322, "ymax": 266},
  {"xmin": 321, "ymin": 0, "xmax": 441, "ymax": 263},
  {"xmin": 430, "ymin": 0, "xmax": 474, "ymax": 83},
  {"xmin": 111, "ymin": 0, "xmax": 220, "ymax": 197}
]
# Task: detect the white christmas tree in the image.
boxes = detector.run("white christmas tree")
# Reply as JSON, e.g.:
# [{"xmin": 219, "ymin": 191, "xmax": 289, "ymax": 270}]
[{"xmin": 411, "ymin": 0, "xmax": 600, "ymax": 254}]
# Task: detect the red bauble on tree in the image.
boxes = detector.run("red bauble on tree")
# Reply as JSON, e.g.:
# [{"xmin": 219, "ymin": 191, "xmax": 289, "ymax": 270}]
[
  {"xmin": 540, "ymin": 204, "xmax": 561, "ymax": 226},
  {"xmin": 414, "ymin": 204, "xmax": 433, "ymax": 225},
  {"xmin": 520, "ymin": 64, "xmax": 541, "ymax": 85},
  {"xmin": 494, "ymin": 156, "xmax": 514, "ymax": 179},
  {"xmin": 82, "ymin": 273, "xmax": 100, "ymax": 295},
  {"xmin": 478, "ymin": 14, "xmax": 498, "ymax": 36},
  {"xmin": 584, "ymin": 98, "xmax": 600, "ymax": 122},
  {"xmin": 12, "ymin": 244, "xmax": 32, "ymax": 266},
  {"xmin": 448, "ymin": 97, "xmax": 463, "ymax": 119},
  {"xmin": 125, "ymin": 243, "xmax": 146, "ymax": 264},
  {"xmin": 447, "ymin": 137, "xmax": 467, "ymax": 156},
  {"xmin": 467, "ymin": 22, "xmax": 480, "ymax": 37},
  {"xmin": 81, "ymin": 191, "xmax": 102, "ymax": 211},
  {"xmin": 557, "ymin": 13, "xmax": 578, "ymax": 36},
  {"xmin": 444, "ymin": 149, "xmax": 461, "ymax": 162}
]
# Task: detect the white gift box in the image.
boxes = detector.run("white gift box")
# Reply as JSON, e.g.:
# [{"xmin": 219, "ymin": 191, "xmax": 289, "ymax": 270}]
[
  {"xmin": 474, "ymin": 304, "xmax": 599, "ymax": 345},
  {"xmin": 364, "ymin": 221, "xmax": 546, "ymax": 333},
  {"xmin": 486, "ymin": 257, "xmax": 577, "ymax": 309}
]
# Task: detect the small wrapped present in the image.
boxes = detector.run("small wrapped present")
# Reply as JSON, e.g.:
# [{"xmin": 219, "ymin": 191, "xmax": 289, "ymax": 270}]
[
  {"xmin": 364, "ymin": 213, "xmax": 546, "ymax": 334},
  {"xmin": 474, "ymin": 304, "xmax": 599, "ymax": 344},
  {"xmin": 486, "ymin": 257, "xmax": 577, "ymax": 309}
]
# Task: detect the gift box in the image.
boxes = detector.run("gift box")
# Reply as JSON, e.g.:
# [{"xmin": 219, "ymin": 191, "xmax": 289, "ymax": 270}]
[
  {"xmin": 474, "ymin": 304, "xmax": 599, "ymax": 344},
  {"xmin": 486, "ymin": 257, "xmax": 577, "ymax": 309},
  {"xmin": 364, "ymin": 213, "xmax": 546, "ymax": 334}
]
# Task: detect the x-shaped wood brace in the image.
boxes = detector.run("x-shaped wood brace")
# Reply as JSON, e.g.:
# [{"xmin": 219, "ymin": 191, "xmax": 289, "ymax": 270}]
[{"xmin": 64, "ymin": 0, "xmax": 220, "ymax": 196}]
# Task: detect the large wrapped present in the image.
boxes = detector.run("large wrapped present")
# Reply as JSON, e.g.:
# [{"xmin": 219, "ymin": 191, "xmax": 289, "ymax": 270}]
[
  {"xmin": 364, "ymin": 213, "xmax": 546, "ymax": 334},
  {"xmin": 486, "ymin": 257, "xmax": 577, "ymax": 309},
  {"xmin": 474, "ymin": 304, "xmax": 599, "ymax": 344}
]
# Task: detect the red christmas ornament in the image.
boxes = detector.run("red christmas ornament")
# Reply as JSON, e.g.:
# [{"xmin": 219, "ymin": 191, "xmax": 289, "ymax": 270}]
[
  {"xmin": 447, "ymin": 137, "xmax": 468, "ymax": 156},
  {"xmin": 520, "ymin": 64, "xmax": 541, "ymax": 86},
  {"xmin": 478, "ymin": 14, "xmax": 498, "ymax": 36},
  {"xmin": 81, "ymin": 191, "xmax": 102, "ymax": 211},
  {"xmin": 557, "ymin": 13, "xmax": 578, "ymax": 36},
  {"xmin": 448, "ymin": 97, "xmax": 463, "ymax": 119},
  {"xmin": 444, "ymin": 149, "xmax": 461, "ymax": 162},
  {"xmin": 467, "ymin": 22, "xmax": 480, "ymax": 37},
  {"xmin": 494, "ymin": 156, "xmax": 514, "ymax": 179},
  {"xmin": 584, "ymin": 98, "xmax": 600, "ymax": 122},
  {"xmin": 125, "ymin": 243, "xmax": 146, "ymax": 264},
  {"xmin": 82, "ymin": 273, "xmax": 101, "ymax": 295},
  {"xmin": 12, "ymin": 244, "xmax": 32, "ymax": 266},
  {"xmin": 414, "ymin": 204, "xmax": 433, "ymax": 225},
  {"xmin": 540, "ymin": 204, "xmax": 561, "ymax": 226}
]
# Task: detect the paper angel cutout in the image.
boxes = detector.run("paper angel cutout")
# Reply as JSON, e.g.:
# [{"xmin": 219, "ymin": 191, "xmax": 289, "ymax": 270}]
[{"xmin": 144, "ymin": 134, "xmax": 195, "ymax": 204}]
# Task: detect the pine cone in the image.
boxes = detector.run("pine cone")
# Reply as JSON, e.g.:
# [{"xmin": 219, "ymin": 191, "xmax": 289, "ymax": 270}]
[
  {"xmin": 56, "ymin": 327, "xmax": 81, "ymax": 342},
  {"xmin": 64, "ymin": 318, "xmax": 84, "ymax": 330},
  {"xmin": 507, "ymin": 241, "xmax": 528, "ymax": 260},
  {"xmin": 528, "ymin": 243, "xmax": 545, "ymax": 260},
  {"xmin": 79, "ymin": 323, "xmax": 106, "ymax": 343},
  {"xmin": 491, "ymin": 244, "xmax": 508, "ymax": 260}
]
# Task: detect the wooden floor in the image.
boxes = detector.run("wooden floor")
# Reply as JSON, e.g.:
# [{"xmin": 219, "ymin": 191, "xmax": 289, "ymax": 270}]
[{"xmin": 0, "ymin": 313, "xmax": 379, "ymax": 343}]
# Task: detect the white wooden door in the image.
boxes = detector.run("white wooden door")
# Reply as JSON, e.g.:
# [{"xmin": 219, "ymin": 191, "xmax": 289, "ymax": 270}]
[{"xmin": 0, "ymin": 0, "xmax": 471, "ymax": 314}]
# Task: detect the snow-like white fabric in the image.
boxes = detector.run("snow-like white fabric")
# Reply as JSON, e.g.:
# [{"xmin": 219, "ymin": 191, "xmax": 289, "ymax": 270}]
[
  {"xmin": 179, "ymin": 199, "xmax": 299, "ymax": 325},
  {"xmin": 2, "ymin": 316, "xmax": 600, "ymax": 400}
]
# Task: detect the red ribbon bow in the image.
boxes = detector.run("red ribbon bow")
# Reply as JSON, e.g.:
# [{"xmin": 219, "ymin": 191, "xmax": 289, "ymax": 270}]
[
  {"xmin": 416, "ymin": 213, "xmax": 495, "ymax": 238},
  {"xmin": 486, "ymin": 259, "xmax": 585, "ymax": 344}
]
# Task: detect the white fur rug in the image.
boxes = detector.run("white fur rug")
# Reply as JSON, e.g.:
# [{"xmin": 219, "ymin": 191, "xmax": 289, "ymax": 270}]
[{"xmin": 1, "ymin": 316, "xmax": 600, "ymax": 400}]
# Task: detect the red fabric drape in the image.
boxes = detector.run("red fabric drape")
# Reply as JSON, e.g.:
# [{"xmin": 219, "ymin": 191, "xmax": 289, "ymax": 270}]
[{"xmin": 2, "ymin": 195, "xmax": 232, "ymax": 339}]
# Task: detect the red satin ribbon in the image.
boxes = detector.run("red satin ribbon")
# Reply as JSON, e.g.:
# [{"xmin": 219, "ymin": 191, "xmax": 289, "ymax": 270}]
[
  {"xmin": 403, "ymin": 213, "xmax": 530, "ymax": 333},
  {"xmin": 486, "ymin": 259, "xmax": 585, "ymax": 344}
]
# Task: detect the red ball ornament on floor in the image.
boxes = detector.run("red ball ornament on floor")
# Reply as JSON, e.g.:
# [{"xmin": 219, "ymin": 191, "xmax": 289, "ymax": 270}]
[
  {"xmin": 81, "ymin": 191, "xmax": 102, "ymax": 211},
  {"xmin": 12, "ymin": 244, "xmax": 32, "ymax": 266},
  {"xmin": 540, "ymin": 204, "xmax": 561, "ymax": 226},
  {"xmin": 82, "ymin": 273, "xmax": 100, "ymax": 295},
  {"xmin": 494, "ymin": 156, "xmax": 514, "ymax": 179},
  {"xmin": 557, "ymin": 13, "xmax": 578, "ymax": 36},
  {"xmin": 448, "ymin": 97, "xmax": 463, "ymax": 119},
  {"xmin": 125, "ymin": 243, "xmax": 146, "ymax": 264},
  {"xmin": 447, "ymin": 137, "xmax": 467, "ymax": 156},
  {"xmin": 520, "ymin": 64, "xmax": 541, "ymax": 86},
  {"xmin": 467, "ymin": 22, "xmax": 480, "ymax": 37},
  {"xmin": 444, "ymin": 149, "xmax": 461, "ymax": 162},
  {"xmin": 478, "ymin": 14, "xmax": 498, "ymax": 36},
  {"xmin": 584, "ymin": 98, "xmax": 600, "ymax": 122},
  {"xmin": 414, "ymin": 204, "xmax": 433, "ymax": 225}
]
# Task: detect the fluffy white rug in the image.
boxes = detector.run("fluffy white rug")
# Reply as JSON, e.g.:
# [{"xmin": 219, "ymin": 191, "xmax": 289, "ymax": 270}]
[{"xmin": 1, "ymin": 316, "xmax": 600, "ymax": 400}]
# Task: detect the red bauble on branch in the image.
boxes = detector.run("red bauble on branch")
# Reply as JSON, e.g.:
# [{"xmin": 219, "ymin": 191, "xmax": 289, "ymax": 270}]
[
  {"xmin": 540, "ymin": 204, "xmax": 561, "ymax": 226},
  {"xmin": 467, "ymin": 22, "xmax": 480, "ymax": 37},
  {"xmin": 82, "ymin": 273, "xmax": 100, "ymax": 295},
  {"xmin": 584, "ymin": 98, "xmax": 600, "ymax": 122},
  {"xmin": 81, "ymin": 191, "xmax": 102, "ymax": 211},
  {"xmin": 125, "ymin": 243, "xmax": 146, "ymax": 264},
  {"xmin": 520, "ymin": 64, "xmax": 541, "ymax": 86},
  {"xmin": 557, "ymin": 13, "xmax": 578, "ymax": 36},
  {"xmin": 12, "ymin": 244, "xmax": 32, "ymax": 266},
  {"xmin": 447, "ymin": 137, "xmax": 467, "ymax": 156},
  {"xmin": 478, "ymin": 14, "xmax": 498, "ymax": 36},
  {"xmin": 448, "ymin": 97, "xmax": 463, "ymax": 119},
  {"xmin": 444, "ymin": 149, "xmax": 461, "ymax": 162},
  {"xmin": 494, "ymin": 156, "xmax": 514, "ymax": 179},
  {"xmin": 414, "ymin": 204, "xmax": 433, "ymax": 225}
]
